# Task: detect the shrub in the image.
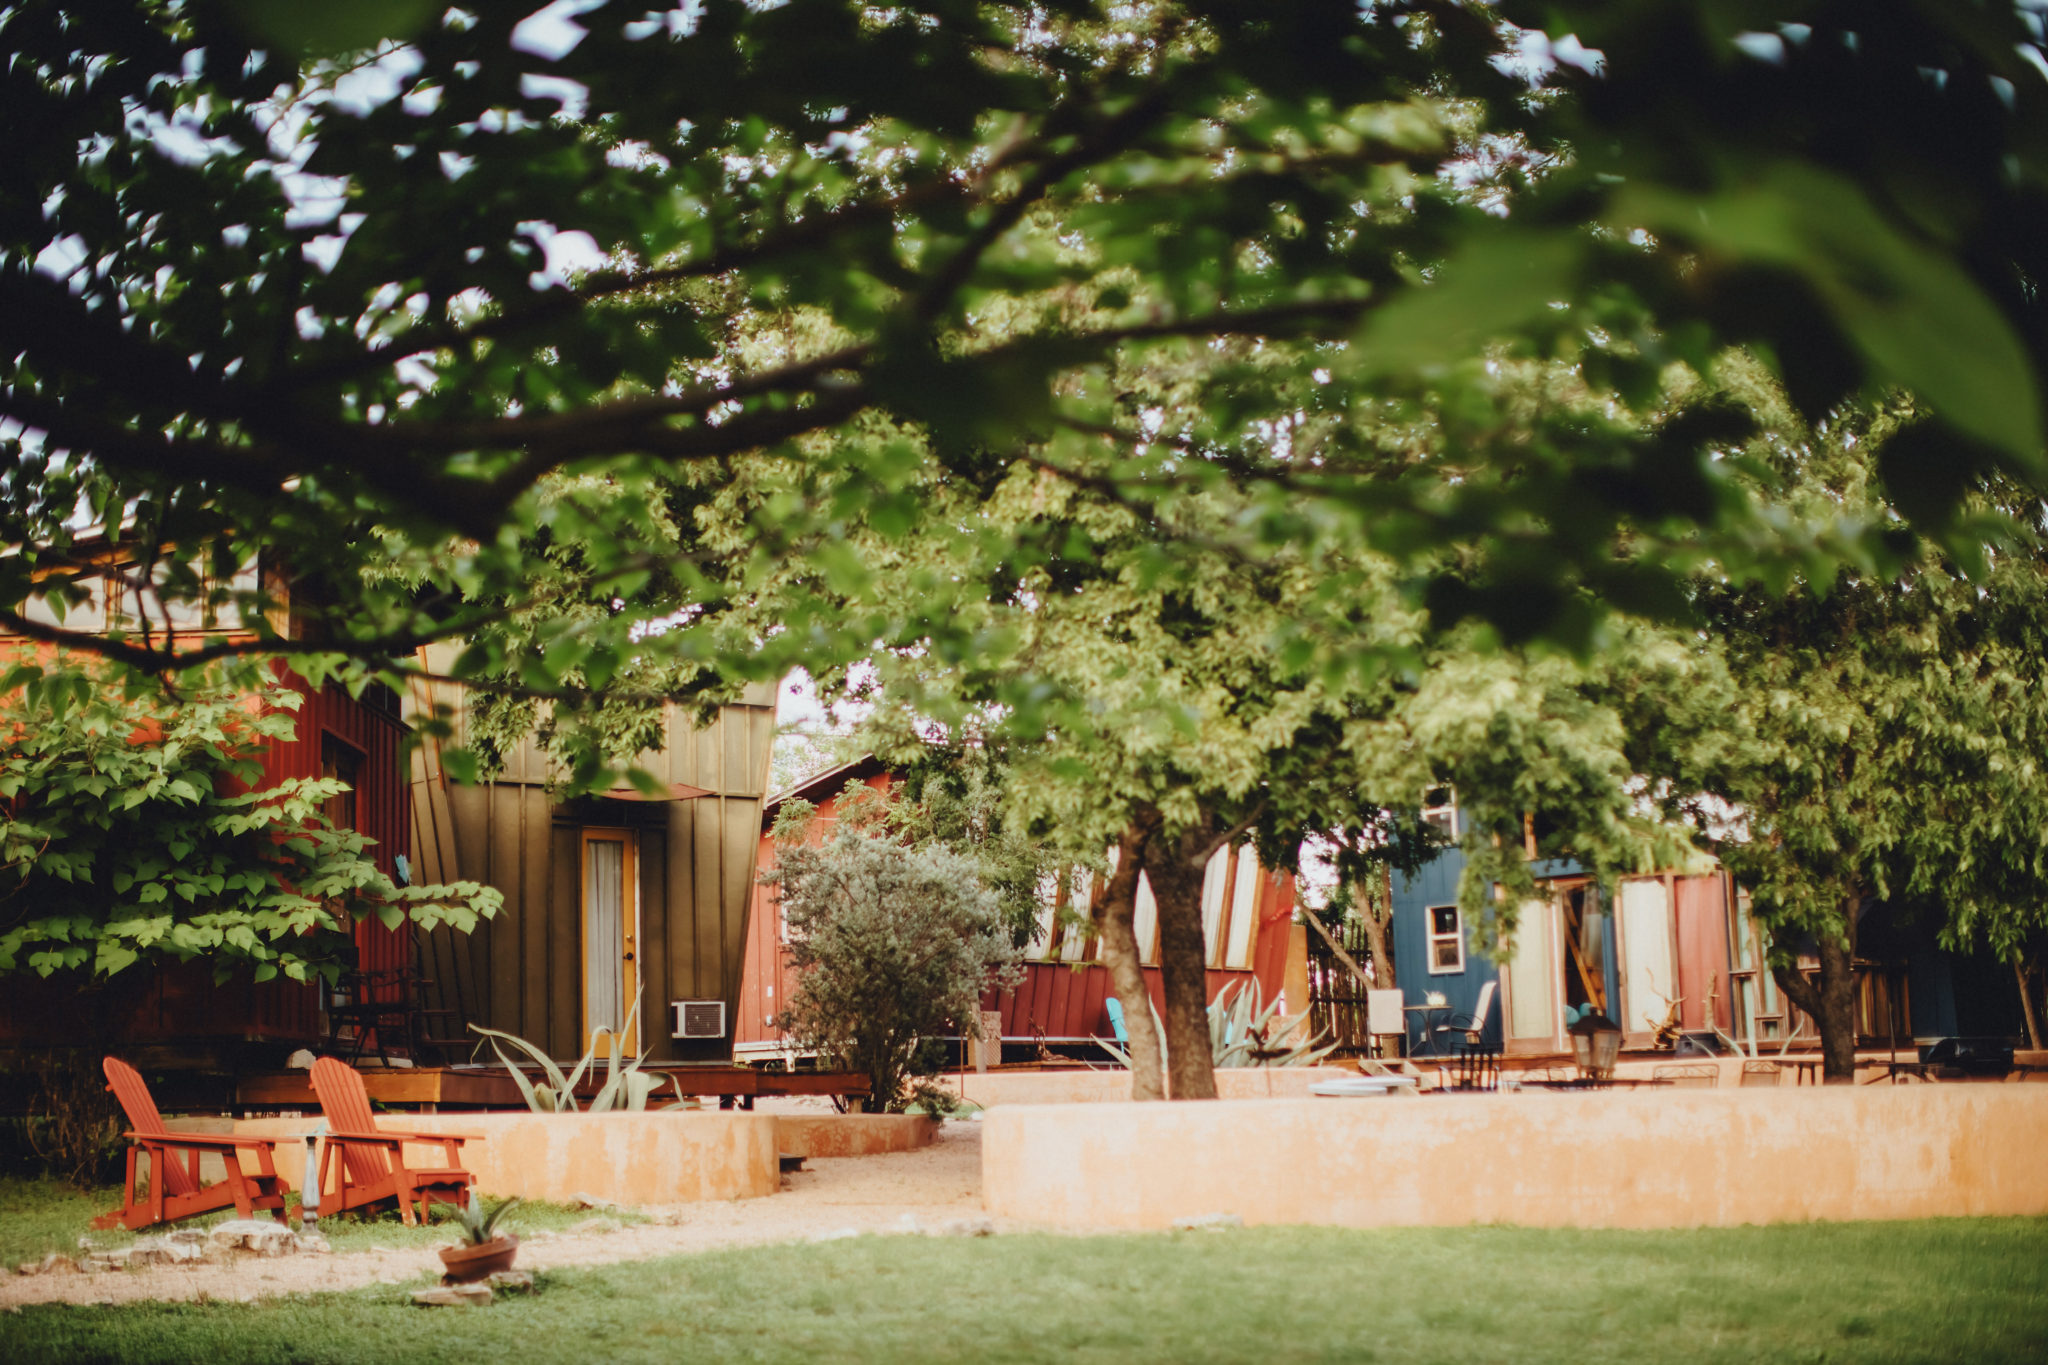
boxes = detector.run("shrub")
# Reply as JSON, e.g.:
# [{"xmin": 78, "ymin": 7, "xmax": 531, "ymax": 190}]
[{"xmin": 767, "ymin": 828, "xmax": 1021, "ymax": 1113}]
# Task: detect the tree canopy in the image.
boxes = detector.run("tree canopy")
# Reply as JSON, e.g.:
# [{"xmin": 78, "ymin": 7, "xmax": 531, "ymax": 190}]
[
  {"xmin": 5, "ymin": 0, "xmax": 2045, "ymax": 726},
  {"xmin": 0, "ymin": 658, "xmax": 500, "ymax": 980}
]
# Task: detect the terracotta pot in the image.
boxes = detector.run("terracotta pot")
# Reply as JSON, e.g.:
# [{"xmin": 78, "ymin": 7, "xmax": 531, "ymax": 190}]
[{"xmin": 438, "ymin": 1233, "xmax": 518, "ymax": 1283}]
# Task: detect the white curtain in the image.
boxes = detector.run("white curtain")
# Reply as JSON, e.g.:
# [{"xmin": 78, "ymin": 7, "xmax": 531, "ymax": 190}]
[{"xmin": 585, "ymin": 840, "xmax": 626, "ymax": 1035}]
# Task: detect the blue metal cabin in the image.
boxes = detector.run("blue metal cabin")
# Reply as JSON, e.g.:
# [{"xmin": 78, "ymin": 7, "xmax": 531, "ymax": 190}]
[
  {"xmin": 1390, "ymin": 829, "xmax": 2028, "ymax": 1057},
  {"xmin": 1390, "ymin": 840, "xmax": 1618, "ymax": 1056}
]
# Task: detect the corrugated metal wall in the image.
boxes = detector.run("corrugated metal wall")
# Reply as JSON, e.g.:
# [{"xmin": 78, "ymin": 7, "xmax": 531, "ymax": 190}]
[
  {"xmin": 408, "ymin": 663, "xmax": 778, "ymax": 1063},
  {"xmin": 0, "ymin": 661, "xmax": 413, "ymax": 1051}
]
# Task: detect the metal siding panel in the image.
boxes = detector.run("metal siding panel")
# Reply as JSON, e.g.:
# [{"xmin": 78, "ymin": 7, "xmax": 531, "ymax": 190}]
[
  {"xmin": 550, "ymin": 821, "xmax": 580, "ymax": 1058},
  {"xmin": 638, "ymin": 826, "xmax": 671, "ymax": 1060},
  {"xmin": 486, "ymin": 785, "xmax": 524, "ymax": 1036},
  {"xmin": 519, "ymin": 790, "xmax": 551, "ymax": 1054},
  {"xmin": 693, "ymin": 800, "xmax": 721, "ymax": 1000},
  {"xmin": 667, "ymin": 797, "xmax": 698, "ymax": 1008}
]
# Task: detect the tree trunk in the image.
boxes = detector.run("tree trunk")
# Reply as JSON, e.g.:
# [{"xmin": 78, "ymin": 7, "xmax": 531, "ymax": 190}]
[
  {"xmin": 1140, "ymin": 815, "xmax": 1220, "ymax": 1101},
  {"xmin": 2015, "ymin": 957, "xmax": 2044, "ymax": 1053},
  {"xmin": 1359, "ymin": 868, "xmax": 1396, "ymax": 989},
  {"xmin": 1771, "ymin": 909, "xmax": 1860, "ymax": 1082},
  {"xmin": 1091, "ymin": 815, "xmax": 1166, "ymax": 1101}
]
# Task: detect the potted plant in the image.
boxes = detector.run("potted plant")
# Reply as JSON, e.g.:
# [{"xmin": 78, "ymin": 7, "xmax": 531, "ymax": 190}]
[{"xmin": 438, "ymin": 1196, "xmax": 521, "ymax": 1283}]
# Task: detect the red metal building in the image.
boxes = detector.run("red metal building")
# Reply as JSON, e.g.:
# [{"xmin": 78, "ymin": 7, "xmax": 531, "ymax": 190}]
[{"xmin": 736, "ymin": 758, "xmax": 1296, "ymax": 1063}]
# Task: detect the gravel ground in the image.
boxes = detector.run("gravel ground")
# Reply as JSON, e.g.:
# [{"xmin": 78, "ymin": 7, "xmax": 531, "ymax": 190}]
[{"xmin": 1, "ymin": 1120, "xmax": 1018, "ymax": 1310}]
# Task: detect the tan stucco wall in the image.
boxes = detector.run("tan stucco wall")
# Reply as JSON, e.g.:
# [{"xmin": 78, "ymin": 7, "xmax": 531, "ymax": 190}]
[
  {"xmin": 233, "ymin": 1111, "xmax": 779, "ymax": 1205},
  {"xmin": 983, "ymin": 1088, "xmax": 2048, "ymax": 1230},
  {"xmin": 772, "ymin": 1114, "xmax": 937, "ymax": 1159},
  {"xmin": 943, "ymin": 1066, "xmax": 1362, "ymax": 1107}
]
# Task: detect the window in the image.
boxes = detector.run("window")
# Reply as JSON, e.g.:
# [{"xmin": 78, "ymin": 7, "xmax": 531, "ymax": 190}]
[
  {"xmin": 320, "ymin": 735, "xmax": 361, "ymax": 832},
  {"xmin": 1426, "ymin": 904, "xmax": 1465, "ymax": 974},
  {"xmin": 1421, "ymin": 786, "xmax": 1458, "ymax": 839}
]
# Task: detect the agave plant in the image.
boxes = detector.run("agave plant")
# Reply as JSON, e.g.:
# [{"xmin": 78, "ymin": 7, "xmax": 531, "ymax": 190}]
[
  {"xmin": 452, "ymin": 1194, "xmax": 521, "ymax": 1247},
  {"xmin": 1208, "ymin": 980, "xmax": 1338, "ymax": 1069},
  {"xmin": 1095, "ymin": 981, "xmax": 1337, "ymax": 1070},
  {"xmin": 469, "ymin": 995, "xmax": 688, "ymax": 1113}
]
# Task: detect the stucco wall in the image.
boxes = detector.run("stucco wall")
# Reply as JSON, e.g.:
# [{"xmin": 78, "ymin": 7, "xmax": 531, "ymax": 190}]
[
  {"xmin": 772, "ymin": 1114, "xmax": 936, "ymax": 1158},
  {"xmin": 941, "ymin": 1066, "xmax": 1364, "ymax": 1107},
  {"xmin": 983, "ymin": 1088, "xmax": 2048, "ymax": 1230},
  {"xmin": 234, "ymin": 1111, "xmax": 779, "ymax": 1206}
]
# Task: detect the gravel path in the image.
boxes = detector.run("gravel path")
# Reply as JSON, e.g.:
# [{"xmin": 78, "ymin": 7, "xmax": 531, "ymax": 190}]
[{"xmin": 2, "ymin": 1121, "xmax": 1020, "ymax": 1310}]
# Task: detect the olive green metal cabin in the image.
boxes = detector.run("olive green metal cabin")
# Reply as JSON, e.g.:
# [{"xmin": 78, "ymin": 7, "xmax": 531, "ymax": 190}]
[{"xmin": 405, "ymin": 666, "xmax": 778, "ymax": 1064}]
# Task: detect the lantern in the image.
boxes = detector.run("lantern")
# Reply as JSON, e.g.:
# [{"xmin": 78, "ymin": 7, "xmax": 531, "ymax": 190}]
[{"xmin": 1568, "ymin": 1011, "xmax": 1622, "ymax": 1084}]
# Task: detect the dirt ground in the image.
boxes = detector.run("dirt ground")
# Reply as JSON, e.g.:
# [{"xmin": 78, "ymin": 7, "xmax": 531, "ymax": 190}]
[{"xmin": 1, "ymin": 1118, "xmax": 1018, "ymax": 1310}]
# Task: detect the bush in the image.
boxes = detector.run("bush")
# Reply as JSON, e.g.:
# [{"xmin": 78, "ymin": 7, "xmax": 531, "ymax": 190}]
[
  {"xmin": 766, "ymin": 828, "xmax": 1021, "ymax": 1113},
  {"xmin": 2, "ymin": 1050, "xmax": 125, "ymax": 1186}
]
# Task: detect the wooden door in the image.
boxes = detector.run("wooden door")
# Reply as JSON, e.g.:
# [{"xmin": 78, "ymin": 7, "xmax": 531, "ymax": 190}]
[{"xmin": 581, "ymin": 829, "xmax": 640, "ymax": 1054}]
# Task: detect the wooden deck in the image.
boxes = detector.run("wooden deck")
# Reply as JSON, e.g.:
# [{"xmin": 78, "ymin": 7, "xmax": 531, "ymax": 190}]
[{"xmin": 238, "ymin": 1065, "xmax": 868, "ymax": 1111}]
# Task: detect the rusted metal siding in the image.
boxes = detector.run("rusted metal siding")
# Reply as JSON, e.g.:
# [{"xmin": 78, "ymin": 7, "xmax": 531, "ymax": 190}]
[
  {"xmin": 737, "ymin": 762, "xmax": 1299, "ymax": 1053},
  {"xmin": 1674, "ymin": 870, "xmax": 1734, "ymax": 1033},
  {"xmin": 260, "ymin": 668, "xmax": 413, "ymax": 986},
  {"xmin": 733, "ymin": 765, "xmax": 892, "ymax": 1055},
  {"xmin": 0, "ymin": 663, "xmax": 413, "ymax": 1050}
]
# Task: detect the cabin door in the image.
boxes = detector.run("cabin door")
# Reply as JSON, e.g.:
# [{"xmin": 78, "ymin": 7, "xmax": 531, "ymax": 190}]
[
  {"xmin": 581, "ymin": 829, "xmax": 640, "ymax": 1054},
  {"xmin": 1617, "ymin": 877, "xmax": 1677, "ymax": 1043},
  {"xmin": 1501, "ymin": 897, "xmax": 1559, "ymax": 1053}
]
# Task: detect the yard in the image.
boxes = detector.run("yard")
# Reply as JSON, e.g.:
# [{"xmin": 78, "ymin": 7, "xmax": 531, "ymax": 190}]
[{"xmin": 3, "ymin": 1204, "xmax": 2045, "ymax": 1363}]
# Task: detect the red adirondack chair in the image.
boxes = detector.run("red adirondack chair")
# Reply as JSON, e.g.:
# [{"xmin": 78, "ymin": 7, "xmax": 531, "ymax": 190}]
[
  {"xmin": 309, "ymin": 1057, "xmax": 477, "ymax": 1225},
  {"xmin": 95, "ymin": 1057, "xmax": 290, "ymax": 1231}
]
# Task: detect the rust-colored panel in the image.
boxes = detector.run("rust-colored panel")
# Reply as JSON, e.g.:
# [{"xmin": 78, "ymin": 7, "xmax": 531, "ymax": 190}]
[{"xmin": 1675, "ymin": 872, "xmax": 1733, "ymax": 1031}]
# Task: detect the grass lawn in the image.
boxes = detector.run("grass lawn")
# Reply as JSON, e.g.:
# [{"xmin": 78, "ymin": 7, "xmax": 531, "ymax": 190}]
[
  {"xmin": 4, "ymin": 1217, "xmax": 2046, "ymax": 1364},
  {"xmin": 0, "ymin": 1175, "xmax": 639, "ymax": 1268}
]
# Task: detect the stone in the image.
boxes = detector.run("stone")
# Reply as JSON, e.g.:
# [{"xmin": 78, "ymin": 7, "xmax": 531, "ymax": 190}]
[
  {"xmin": 412, "ymin": 1283, "xmax": 493, "ymax": 1308},
  {"xmin": 566, "ymin": 1216, "xmax": 622, "ymax": 1236},
  {"xmin": 123, "ymin": 1237, "xmax": 206, "ymax": 1269},
  {"xmin": 20, "ymin": 1252, "xmax": 81, "ymax": 1277},
  {"xmin": 207, "ymin": 1219, "xmax": 298, "ymax": 1257},
  {"xmin": 570, "ymin": 1192, "xmax": 618, "ymax": 1211},
  {"xmin": 296, "ymin": 1233, "xmax": 332, "ymax": 1255},
  {"xmin": 486, "ymin": 1269, "xmax": 535, "ymax": 1293},
  {"xmin": 934, "ymin": 1218, "xmax": 996, "ymax": 1238},
  {"xmin": 165, "ymin": 1229, "xmax": 207, "ymax": 1246},
  {"xmin": 1169, "ymin": 1213, "xmax": 1243, "ymax": 1232}
]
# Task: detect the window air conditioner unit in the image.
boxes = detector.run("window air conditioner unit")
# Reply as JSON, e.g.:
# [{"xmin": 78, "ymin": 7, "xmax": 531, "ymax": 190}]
[{"xmin": 672, "ymin": 1000, "xmax": 726, "ymax": 1040}]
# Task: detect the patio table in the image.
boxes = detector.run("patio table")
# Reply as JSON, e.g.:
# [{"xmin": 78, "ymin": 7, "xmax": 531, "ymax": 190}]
[{"xmin": 1404, "ymin": 1003, "xmax": 1452, "ymax": 1058}]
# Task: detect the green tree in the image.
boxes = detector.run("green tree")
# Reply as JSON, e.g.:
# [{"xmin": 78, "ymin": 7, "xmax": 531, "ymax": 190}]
[
  {"xmin": 764, "ymin": 820, "xmax": 1022, "ymax": 1113},
  {"xmin": 7, "ymin": 0, "xmax": 2045, "ymax": 718},
  {"xmin": 0, "ymin": 659, "xmax": 500, "ymax": 982},
  {"xmin": 1674, "ymin": 399, "xmax": 2048, "ymax": 1080}
]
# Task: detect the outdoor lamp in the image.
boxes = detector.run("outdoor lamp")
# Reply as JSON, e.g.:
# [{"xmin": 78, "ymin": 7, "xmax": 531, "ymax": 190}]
[{"xmin": 1568, "ymin": 1011, "xmax": 1622, "ymax": 1084}]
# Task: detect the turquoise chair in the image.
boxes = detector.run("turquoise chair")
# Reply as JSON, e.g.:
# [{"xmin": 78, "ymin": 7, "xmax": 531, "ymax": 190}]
[{"xmin": 1105, "ymin": 997, "xmax": 1130, "ymax": 1045}]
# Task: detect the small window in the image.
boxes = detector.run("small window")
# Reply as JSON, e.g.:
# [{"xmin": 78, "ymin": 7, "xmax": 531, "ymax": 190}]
[
  {"xmin": 320, "ymin": 735, "xmax": 361, "ymax": 832},
  {"xmin": 1426, "ymin": 904, "xmax": 1465, "ymax": 974},
  {"xmin": 1422, "ymin": 786, "xmax": 1458, "ymax": 839}
]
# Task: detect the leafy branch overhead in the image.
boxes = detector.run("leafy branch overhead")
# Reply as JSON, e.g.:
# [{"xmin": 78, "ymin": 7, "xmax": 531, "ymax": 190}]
[
  {"xmin": 0, "ymin": 659, "xmax": 500, "ymax": 980},
  {"xmin": 4, "ymin": 0, "xmax": 2044, "ymax": 713}
]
